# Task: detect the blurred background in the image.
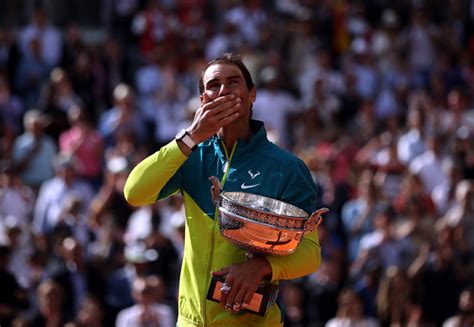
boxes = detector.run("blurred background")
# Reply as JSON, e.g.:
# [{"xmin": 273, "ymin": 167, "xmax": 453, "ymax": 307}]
[{"xmin": 0, "ymin": 0, "xmax": 474, "ymax": 326}]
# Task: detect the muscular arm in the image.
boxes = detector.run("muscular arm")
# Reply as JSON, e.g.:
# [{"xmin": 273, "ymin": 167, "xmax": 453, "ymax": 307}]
[
  {"xmin": 266, "ymin": 229, "xmax": 321, "ymax": 281},
  {"xmin": 124, "ymin": 140, "xmax": 188, "ymax": 207}
]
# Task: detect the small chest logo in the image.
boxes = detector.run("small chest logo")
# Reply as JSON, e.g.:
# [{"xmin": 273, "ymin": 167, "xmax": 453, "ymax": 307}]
[
  {"xmin": 248, "ymin": 170, "xmax": 260, "ymax": 179},
  {"xmin": 241, "ymin": 170, "xmax": 261, "ymax": 190}
]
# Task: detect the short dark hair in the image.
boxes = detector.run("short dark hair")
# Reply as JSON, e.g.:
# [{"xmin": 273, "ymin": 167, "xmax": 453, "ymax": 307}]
[{"xmin": 198, "ymin": 53, "xmax": 255, "ymax": 94}]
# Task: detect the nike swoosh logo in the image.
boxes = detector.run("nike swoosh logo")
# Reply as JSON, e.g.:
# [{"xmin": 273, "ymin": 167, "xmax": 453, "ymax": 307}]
[{"xmin": 241, "ymin": 183, "xmax": 261, "ymax": 190}]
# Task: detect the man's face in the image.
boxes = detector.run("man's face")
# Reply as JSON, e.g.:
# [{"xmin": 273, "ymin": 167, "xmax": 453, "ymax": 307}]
[{"xmin": 201, "ymin": 63, "xmax": 256, "ymax": 121}]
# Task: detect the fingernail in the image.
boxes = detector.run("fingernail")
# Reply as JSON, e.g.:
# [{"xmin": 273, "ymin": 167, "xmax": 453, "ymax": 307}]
[
  {"xmin": 242, "ymin": 302, "xmax": 248, "ymax": 308},
  {"xmin": 233, "ymin": 303, "xmax": 241, "ymax": 311}
]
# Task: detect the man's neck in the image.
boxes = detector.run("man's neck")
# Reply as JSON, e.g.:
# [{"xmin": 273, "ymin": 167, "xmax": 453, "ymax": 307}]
[{"xmin": 218, "ymin": 120, "xmax": 251, "ymax": 153}]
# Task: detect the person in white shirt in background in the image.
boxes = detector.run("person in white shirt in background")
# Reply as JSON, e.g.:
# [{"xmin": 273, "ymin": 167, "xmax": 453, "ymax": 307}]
[
  {"xmin": 115, "ymin": 275, "xmax": 175, "ymax": 327},
  {"xmin": 326, "ymin": 287, "xmax": 380, "ymax": 327},
  {"xmin": 11, "ymin": 110, "xmax": 57, "ymax": 192},
  {"xmin": 32, "ymin": 154, "xmax": 94, "ymax": 236},
  {"xmin": 252, "ymin": 65, "xmax": 300, "ymax": 148}
]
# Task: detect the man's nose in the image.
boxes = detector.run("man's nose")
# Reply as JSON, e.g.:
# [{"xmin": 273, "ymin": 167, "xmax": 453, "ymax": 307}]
[{"xmin": 219, "ymin": 83, "xmax": 230, "ymax": 96}]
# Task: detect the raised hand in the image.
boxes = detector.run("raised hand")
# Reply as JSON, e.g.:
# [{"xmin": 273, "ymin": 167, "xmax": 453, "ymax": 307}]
[{"xmin": 187, "ymin": 93, "xmax": 242, "ymax": 144}]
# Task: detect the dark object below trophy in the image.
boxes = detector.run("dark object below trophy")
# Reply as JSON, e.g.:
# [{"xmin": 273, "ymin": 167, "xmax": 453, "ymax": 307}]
[{"xmin": 206, "ymin": 275, "xmax": 279, "ymax": 317}]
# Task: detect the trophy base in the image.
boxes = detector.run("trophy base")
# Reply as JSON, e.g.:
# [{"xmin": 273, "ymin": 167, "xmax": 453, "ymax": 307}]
[{"xmin": 206, "ymin": 275, "xmax": 279, "ymax": 317}]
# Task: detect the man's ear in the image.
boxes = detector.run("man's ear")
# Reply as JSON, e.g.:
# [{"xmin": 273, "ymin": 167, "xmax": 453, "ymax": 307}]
[{"xmin": 250, "ymin": 87, "xmax": 256, "ymax": 103}]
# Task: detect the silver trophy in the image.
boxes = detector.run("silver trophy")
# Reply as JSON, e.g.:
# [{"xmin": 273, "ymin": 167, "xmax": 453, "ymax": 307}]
[{"xmin": 207, "ymin": 176, "xmax": 328, "ymax": 316}]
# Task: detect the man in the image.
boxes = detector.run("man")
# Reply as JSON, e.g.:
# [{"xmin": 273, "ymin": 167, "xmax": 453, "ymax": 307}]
[
  {"xmin": 116, "ymin": 275, "xmax": 175, "ymax": 327},
  {"xmin": 11, "ymin": 109, "xmax": 57, "ymax": 191},
  {"xmin": 124, "ymin": 53, "xmax": 324, "ymax": 326}
]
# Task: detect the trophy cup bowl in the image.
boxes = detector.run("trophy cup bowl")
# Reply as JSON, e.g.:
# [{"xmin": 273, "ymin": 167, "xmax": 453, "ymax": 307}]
[
  {"xmin": 207, "ymin": 177, "xmax": 328, "ymax": 316},
  {"xmin": 216, "ymin": 191, "xmax": 324, "ymax": 256}
]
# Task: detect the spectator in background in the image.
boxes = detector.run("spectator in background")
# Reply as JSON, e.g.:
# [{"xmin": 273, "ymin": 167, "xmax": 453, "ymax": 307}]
[
  {"xmin": 304, "ymin": 259, "xmax": 342, "ymax": 326},
  {"xmin": 134, "ymin": 48, "xmax": 164, "ymax": 130},
  {"xmin": 371, "ymin": 9, "xmax": 402, "ymax": 72},
  {"xmin": 59, "ymin": 23, "xmax": 85, "ymax": 73},
  {"xmin": 105, "ymin": 242, "xmax": 158, "ymax": 323},
  {"xmin": 432, "ymin": 158, "xmax": 465, "ymax": 216},
  {"xmin": 131, "ymin": 0, "xmax": 176, "ymax": 58},
  {"xmin": 408, "ymin": 224, "xmax": 467, "ymax": 326},
  {"xmin": 350, "ymin": 205, "xmax": 410, "ymax": 278},
  {"xmin": 344, "ymin": 37, "xmax": 379, "ymax": 101},
  {"xmin": 46, "ymin": 237, "xmax": 105, "ymax": 321},
  {"xmin": 280, "ymin": 280, "xmax": 306, "ymax": 327},
  {"xmin": 409, "ymin": 131, "xmax": 449, "ymax": 195},
  {"xmin": 397, "ymin": 102, "xmax": 427, "ymax": 165},
  {"xmin": 0, "ymin": 215, "xmax": 34, "ymax": 289},
  {"xmin": 38, "ymin": 68, "xmax": 80, "ymax": 140},
  {"xmin": 443, "ymin": 286, "xmax": 474, "ymax": 327},
  {"xmin": 89, "ymin": 155, "xmax": 135, "ymax": 233},
  {"xmin": 392, "ymin": 172, "xmax": 436, "ymax": 217},
  {"xmin": 115, "ymin": 275, "xmax": 175, "ymax": 327},
  {"xmin": 102, "ymin": 37, "xmax": 130, "ymax": 108},
  {"xmin": 441, "ymin": 180, "xmax": 474, "ymax": 274},
  {"xmin": 438, "ymin": 88, "xmax": 474, "ymax": 137},
  {"xmin": 0, "ymin": 28, "xmax": 20, "ymax": 85},
  {"xmin": 0, "ymin": 165, "xmax": 35, "ymax": 229},
  {"xmin": 406, "ymin": 7, "xmax": 439, "ymax": 89},
  {"xmin": 104, "ymin": 127, "xmax": 147, "ymax": 169},
  {"xmin": 29, "ymin": 279, "xmax": 66, "ymax": 327},
  {"xmin": 0, "ymin": 75, "xmax": 24, "ymax": 137},
  {"xmin": 150, "ymin": 58, "xmax": 190, "ymax": 148},
  {"xmin": 99, "ymin": 83, "xmax": 146, "ymax": 147},
  {"xmin": 32, "ymin": 154, "xmax": 94, "ymax": 236},
  {"xmin": 302, "ymin": 76, "xmax": 341, "ymax": 135},
  {"xmin": 18, "ymin": 8, "xmax": 62, "ymax": 69},
  {"xmin": 223, "ymin": 0, "xmax": 268, "ymax": 46},
  {"xmin": 11, "ymin": 110, "xmax": 57, "ymax": 192},
  {"xmin": 376, "ymin": 266, "xmax": 413, "ymax": 326},
  {"xmin": 354, "ymin": 130, "xmax": 405, "ymax": 201},
  {"xmin": 0, "ymin": 74, "xmax": 25, "ymax": 163},
  {"xmin": 109, "ymin": 0, "xmax": 140, "ymax": 46},
  {"xmin": 0, "ymin": 245, "xmax": 30, "ymax": 327},
  {"xmin": 59, "ymin": 104, "xmax": 104, "ymax": 189},
  {"xmin": 142, "ymin": 210, "xmax": 179, "ymax": 295},
  {"xmin": 14, "ymin": 37, "xmax": 51, "ymax": 111},
  {"xmin": 395, "ymin": 192, "xmax": 436, "ymax": 268},
  {"xmin": 205, "ymin": 21, "xmax": 243, "ymax": 61},
  {"xmin": 352, "ymin": 261, "xmax": 382, "ymax": 319},
  {"xmin": 52, "ymin": 194, "xmax": 91, "ymax": 248},
  {"xmin": 325, "ymin": 287, "xmax": 380, "ymax": 327},
  {"xmin": 66, "ymin": 295, "xmax": 105, "ymax": 327},
  {"xmin": 252, "ymin": 65, "xmax": 300, "ymax": 147},
  {"xmin": 341, "ymin": 169, "xmax": 388, "ymax": 262},
  {"xmin": 69, "ymin": 48, "xmax": 103, "ymax": 116}
]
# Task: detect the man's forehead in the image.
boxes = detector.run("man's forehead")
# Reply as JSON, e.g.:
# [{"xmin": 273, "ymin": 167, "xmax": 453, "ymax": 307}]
[{"xmin": 203, "ymin": 63, "xmax": 243, "ymax": 83}]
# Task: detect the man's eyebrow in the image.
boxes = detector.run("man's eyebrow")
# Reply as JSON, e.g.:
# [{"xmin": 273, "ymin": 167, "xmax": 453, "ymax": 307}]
[{"xmin": 205, "ymin": 75, "xmax": 243, "ymax": 85}]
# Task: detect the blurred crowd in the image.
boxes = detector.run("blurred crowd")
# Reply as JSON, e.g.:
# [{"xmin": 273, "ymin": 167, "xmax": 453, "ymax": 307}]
[{"xmin": 0, "ymin": 0, "xmax": 474, "ymax": 326}]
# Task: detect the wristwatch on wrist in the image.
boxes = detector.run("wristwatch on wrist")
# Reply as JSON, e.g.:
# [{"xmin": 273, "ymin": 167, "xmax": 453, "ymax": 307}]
[{"xmin": 175, "ymin": 129, "xmax": 197, "ymax": 151}]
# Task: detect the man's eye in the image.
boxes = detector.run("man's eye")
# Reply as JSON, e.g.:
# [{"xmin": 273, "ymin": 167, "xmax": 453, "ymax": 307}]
[{"xmin": 207, "ymin": 84, "xmax": 220, "ymax": 90}]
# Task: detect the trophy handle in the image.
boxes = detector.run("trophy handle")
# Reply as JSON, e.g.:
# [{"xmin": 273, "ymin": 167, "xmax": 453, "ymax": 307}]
[
  {"xmin": 303, "ymin": 207, "xmax": 329, "ymax": 233},
  {"xmin": 209, "ymin": 175, "xmax": 223, "ymax": 205}
]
